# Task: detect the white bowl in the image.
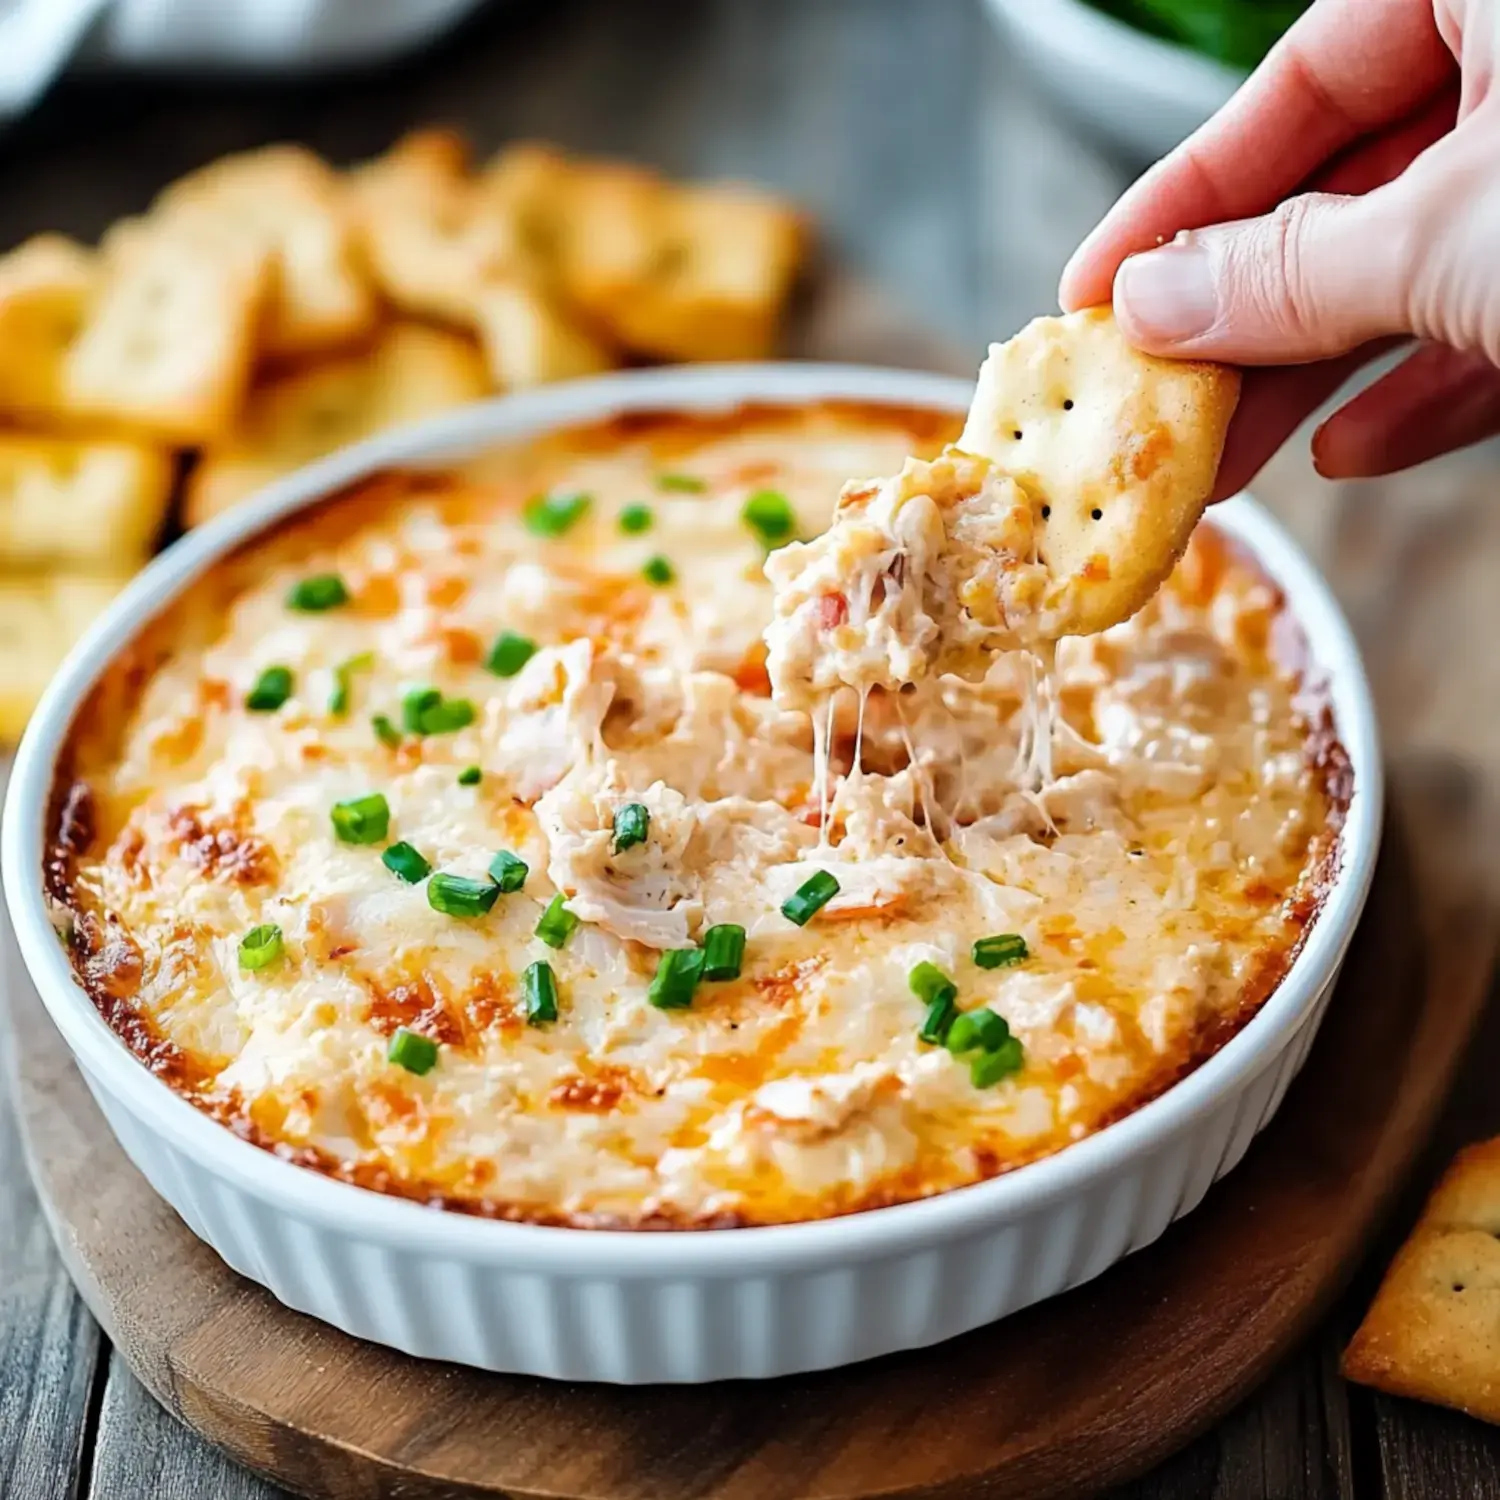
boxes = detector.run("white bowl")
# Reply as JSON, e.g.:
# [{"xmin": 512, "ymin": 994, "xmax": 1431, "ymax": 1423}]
[
  {"xmin": 985, "ymin": 0, "xmax": 1246, "ymax": 162},
  {"xmin": 3, "ymin": 364, "xmax": 1381, "ymax": 1383}
]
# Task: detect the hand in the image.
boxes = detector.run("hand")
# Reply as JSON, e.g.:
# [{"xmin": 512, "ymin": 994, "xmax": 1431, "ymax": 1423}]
[{"xmin": 1059, "ymin": 0, "xmax": 1500, "ymax": 495}]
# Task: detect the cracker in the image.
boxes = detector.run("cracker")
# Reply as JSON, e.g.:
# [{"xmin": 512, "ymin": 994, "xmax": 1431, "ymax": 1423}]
[
  {"xmin": 957, "ymin": 307, "xmax": 1239, "ymax": 637},
  {"xmin": 184, "ymin": 321, "xmax": 489, "ymax": 526},
  {"xmin": 0, "ymin": 435, "xmax": 173, "ymax": 569},
  {"xmin": 0, "ymin": 235, "xmax": 97, "ymax": 419},
  {"xmin": 0, "ymin": 574, "xmax": 128, "ymax": 743},
  {"xmin": 1344, "ymin": 1139, "xmax": 1500, "ymax": 1423},
  {"xmin": 471, "ymin": 278, "xmax": 613, "ymax": 390},
  {"xmin": 157, "ymin": 144, "xmax": 378, "ymax": 359},
  {"xmin": 63, "ymin": 216, "xmax": 271, "ymax": 445}
]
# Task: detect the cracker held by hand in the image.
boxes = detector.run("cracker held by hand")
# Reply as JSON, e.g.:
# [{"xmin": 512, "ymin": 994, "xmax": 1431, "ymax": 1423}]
[{"xmin": 1344, "ymin": 1139, "xmax": 1500, "ymax": 1423}]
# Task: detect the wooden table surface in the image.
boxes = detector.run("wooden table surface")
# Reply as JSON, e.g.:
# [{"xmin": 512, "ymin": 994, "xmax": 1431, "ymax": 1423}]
[{"xmin": 4, "ymin": 2, "xmax": 1500, "ymax": 1496}]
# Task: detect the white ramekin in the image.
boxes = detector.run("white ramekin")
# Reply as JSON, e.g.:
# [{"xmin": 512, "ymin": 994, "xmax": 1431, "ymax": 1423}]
[{"xmin": 3, "ymin": 365, "xmax": 1382, "ymax": 1383}]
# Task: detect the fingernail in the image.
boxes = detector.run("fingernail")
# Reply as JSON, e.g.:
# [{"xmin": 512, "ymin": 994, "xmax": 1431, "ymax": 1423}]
[{"xmin": 1116, "ymin": 237, "xmax": 1218, "ymax": 344}]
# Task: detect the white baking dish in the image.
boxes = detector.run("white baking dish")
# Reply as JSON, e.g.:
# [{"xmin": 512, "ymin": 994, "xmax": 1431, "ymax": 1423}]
[{"xmin": 2, "ymin": 364, "xmax": 1382, "ymax": 1383}]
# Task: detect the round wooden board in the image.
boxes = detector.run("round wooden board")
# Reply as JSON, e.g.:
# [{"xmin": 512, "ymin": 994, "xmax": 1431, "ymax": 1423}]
[{"xmin": 4, "ymin": 768, "xmax": 1495, "ymax": 1500}]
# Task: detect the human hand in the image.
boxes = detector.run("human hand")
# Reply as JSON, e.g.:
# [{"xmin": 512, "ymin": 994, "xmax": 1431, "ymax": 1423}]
[{"xmin": 1059, "ymin": 0, "xmax": 1500, "ymax": 495}]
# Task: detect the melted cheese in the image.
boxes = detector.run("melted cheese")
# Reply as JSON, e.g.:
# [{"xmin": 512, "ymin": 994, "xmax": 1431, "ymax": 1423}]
[{"xmin": 51, "ymin": 403, "xmax": 1341, "ymax": 1228}]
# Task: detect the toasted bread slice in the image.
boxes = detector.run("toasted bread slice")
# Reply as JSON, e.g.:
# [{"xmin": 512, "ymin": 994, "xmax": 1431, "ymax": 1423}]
[
  {"xmin": 471, "ymin": 279, "xmax": 613, "ymax": 390},
  {"xmin": 0, "ymin": 235, "xmax": 97, "ymax": 419}
]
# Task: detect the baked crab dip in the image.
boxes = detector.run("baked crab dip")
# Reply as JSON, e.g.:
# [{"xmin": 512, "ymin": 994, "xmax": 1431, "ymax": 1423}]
[{"xmin": 43, "ymin": 318, "xmax": 1350, "ymax": 1231}]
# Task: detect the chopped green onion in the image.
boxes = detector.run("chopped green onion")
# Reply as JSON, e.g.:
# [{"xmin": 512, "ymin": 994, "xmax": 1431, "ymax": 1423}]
[
  {"xmin": 657, "ymin": 472, "xmax": 706, "ymax": 493},
  {"xmin": 919, "ymin": 993, "xmax": 958, "ymax": 1046},
  {"xmin": 328, "ymin": 651, "xmax": 374, "ymax": 716},
  {"xmin": 972, "ymin": 933, "xmax": 1029, "ymax": 970},
  {"xmin": 246, "ymin": 665, "xmax": 294, "ymax": 712},
  {"xmin": 488, "ymin": 849, "xmax": 529, "ymax": 893},
  {"xmin": 387, "ymin": 1027, "xmax": 438, "ymax": 1075},
  {"xmin": 427, "ymin": 871, "xmax": 501, "ymax": 918},
  {"xmin": 522, "ymin": 960, "xmax": 560, "ymax": 1025},
  {"xmin": 401, "ymin": 687, "xmax": 474, "ymax": 736},
  {"xmin": 908, "ymin": 961, "xmax": 957, "ymax": 1008},
  {"xmin": 613, "ymin": 803, "xmax": 649, "ymax": 852},
  {"xmin": 970, "ymin": 1036, "xmax": 1024, "ymax": 1089},
  {"xmin": 371, "ymin": 713, "xmax": 402, "ymax": 748},
  {"xmin": 702, "ymin": 924, "xmax": 746, "ymax": 981},
  {"xmin": 402, "ymin": 686, "xmax": 441, "ymax": 733},
  {"xmin": 524, "ymin": 490, "xmax": 592, "ymax": 537},
  {"xmin": 486, "ymin": 630, "xmax": 537, "ymax": 678},
  {"xmin": 742, "ymin": 488, "xmax": 795, "ymax": 546},
  {"xmin": 648, "ymin": 947, "xmax": 706, "ymax": 1009},
  {"xmin": 331, "ymin": 792, "xmax": 390, "ymax": 845},
  {"xmin": 286, "ymin": 573, "xmax": 350, "ymax": 612},
  {"xmin": 457, "ymin": 765, "xmax": 482, "ymax": 786},
  {"xmin": 642, "ymin": 554, "xmax": 675, "ymax": 587},
  {"xmin": 381, "ymin": 841, "xmax": 431, "ymax": 884},
  {"xmin": 238, "ymin": 923, "xmax": 284, "ymax": 971},
  {"xmin": 618, "ymin": 502, "xmax": 654, "ymax": 533},
  {"xmin": 781, "ymin": 870, "xmax": 839, "ymax": 926},
  {"xmin": 946, "ymin": 1007, "xmax": 1011, "ymax": 1056},
  {"xmin": 534, "ymin": 893, "xmax": 579, "ymax": 949}
]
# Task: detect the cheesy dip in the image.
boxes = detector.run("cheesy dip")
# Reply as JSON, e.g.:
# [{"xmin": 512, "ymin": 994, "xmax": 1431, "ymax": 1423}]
[{"xmin": 46, "ymin": 401, "xmax": 1348, "ymax": 1229}]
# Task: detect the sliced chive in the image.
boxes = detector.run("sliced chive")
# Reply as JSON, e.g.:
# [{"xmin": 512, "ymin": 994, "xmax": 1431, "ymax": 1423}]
[
  {"xmin": 372, "ymin": 713, "xmax": 402, "ymax": 748},
  {"xmin": 417, "ymin": 697, "xmax": 475, "ymax": 735},
  {"xmin": 742, "ymin": 488, "xmax": 795, "ymax": 546},
  {"xmin": 524, "ymin": 490, "xmax": 591, "ymax": 537},
  {"xmin": 613, "ymin": 803, "xmax": 649, "ymax": 853},
  {"xmin": 908, "ymin": 961, "xmax": 957, "ymax": 1008},
  {"xmin": 427, "ymin": 871, "xmax": 501, "ymax": 918},
  {"xmin": 522, "ymin": 960, "xmax": 559, "ymax": 1025},
  {"xmin": 381, "ymin": 841, "xmax": 431, "ymax": 884},
  {"xmin": 328, "ymin": 651, "xmax": 374, "ymax": 716},
  {"xmin": 946, "ymin": 1007, "xmax": 1011, "ymax": 1056},
  {"xmin": 387, "ymin": 1026, "xmax": 438, "ymax": 1075},
  {"xmin": 781, "ymin": 870, "xmax": 839, "ymax": 926},
  {"xmin": 972, "ymin": 933, "xmax": 1029, "ymax": 970},
  {"xmin": 402, "ymin": 686, "xmax": 441, "ymax": 733},
  {"xmin": 331, "ymin": 792, "xmax": 390, "ymax": 845},
  {"xmin": 457, "ymin": 765, "xmax": 482, "ymax": 786},
  {"xmin": 486, "ymin": 630, "xmax": 537, "ymax": 678},
  {"xmin": 286, "ymin": 573, "xmax": 350, "ymax": 612},
  {"xmin": 648, "ymin": 947, "xmax": 706, "ymax": 1009},
  {"xmin": 618, "ymin": 502, "xmax": 654, "ymax": 533},
  {"xmin": 534, "ymin": 893, "xmax": 579, "ymax": 949},
  {"xmin": 642, "ymin": 554, "xmax": 675, "ymax": 587},
  {"xmin": 702, "ymin": 924, "xmax": 746, "ymax": 981},
  {"xmin": 488, "ymin": 849, "xmax": 529, "ymax": 893},
  {"xmin": 238, "ymin": 923, "xmax": 284, "ymax": 971},
  {"xmin": 656, "ymin": 472, "xmax": 706, "ymax": 493},
  {"xmin": 919, "ymin": 992, "xmax": 958, "ymax": 1046},
  {"xmin": 970, "ymin": 1035, "xmax": 1025, "ymax": 1088},
  {"xmin": 246, "ymin": 665, "xmax": 294, "ymax": 712}
]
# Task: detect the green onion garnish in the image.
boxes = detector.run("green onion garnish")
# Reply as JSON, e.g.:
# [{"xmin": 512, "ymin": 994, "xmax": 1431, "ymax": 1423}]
[
  {"xmin": 402, "ymin": 686, "xmax": 440, "ymax": 733},
  {"xmin": 246, "ymin": 665, "xmax": 294, "ymax": 712},
  {"xmin": 908, "ymin": 961, "xmax": 957, "ymax": 1008},
  {"xmin": 328, "ymin": 651, "xmax": 374, "ymax": 716},
  {"xmin": 486, "ymin": 631, "xmax": 537, "ymax": 678},
  {"xmin": 286, "ymin": 573, "xmax": 350, "ymax": 612},
  {"xmin": 401, "ymin": 687, "xmax": 474, "ymax": 736},
  {"xmin": 657, "ymin": 472, "xmax": 706, "ymax": 493},
  {"xmin": 970, "ymin": 1036, "xmax": 1025, "ymax": 1089},
  {"xmin": 648, "ymin": 947, "xmax": 706, "ymax": 1009},
  {"xmin": 372, "ymin": 713, "xmax": 402, "ymax": 748},
  {"xmin": 946, "ymin": 1007, "xmax": 1011, "ymax": 1056},
  {"xmin": 524, "ymin": 490, "xmax": 591, "ymax": 537},
  {"xmin": 457, "ymin": 765, "xmax": 482, "ymax": 787},
  {"xmin": 702, "ymin": 924, "xmax": 746, "ymax": 981},
  {"xmin": 238, "ymin": 923, "xmax": 284, "ymax": 971},
  {"xmin": 781, "ymin": 870, "xmax": 839, "ymax": 926},
  {"xmin": 381, "ymin": 841, "xmax": 431, "ymax": 884},
  {"xmin": 618, "ymin": 503, "xmax": 654, "ymax": 533},
  {"xmin": 742, "ymin": 489, "xmax": 795, "ymax": 546},
  {"xmin": 387, "ymin": 1027, "xmax": 438, "ymax": 1075},
  {"xmin": 972, "ymin": 933, "xmax": 1029, "ymax": 970},
  {"xmin": 642, "ymin": 555, "xmax": 675, "ymax": 586},
  {"xmin": 427, "ymin": 871, "xmax": 501, "ymax": 918},
  {"xmin": 919, "ymin": 993, "xmax": 958, "ymax": 1046},
  {"xmin": 331, "ymin": 792, "xmax": 390, "ymax": 845},
  {"xmin": 613, "ymin": 803, "xmax": 649, "ymax": 852},
  {"xmin": 488, "ymin": 850, "xmax": 528, "ymax": 893},
  {"xmin": 534, "ymin": 893, "xmax": 579, "ymax": 949},
  {"xmin": 522, "ymin": 960, "xmax": 559, "ymax": 1025}
]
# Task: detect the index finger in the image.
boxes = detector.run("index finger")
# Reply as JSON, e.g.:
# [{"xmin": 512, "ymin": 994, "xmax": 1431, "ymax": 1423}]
[{"xmin": 1059, "ymin": 0, "xmax": 1453, "ymax": 312}]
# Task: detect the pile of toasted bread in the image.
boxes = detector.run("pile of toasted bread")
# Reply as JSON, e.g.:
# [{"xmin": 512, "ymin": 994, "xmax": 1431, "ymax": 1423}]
[{"xmin": 0, "ymin": 129, "xmax": 808, "ymax": 741}]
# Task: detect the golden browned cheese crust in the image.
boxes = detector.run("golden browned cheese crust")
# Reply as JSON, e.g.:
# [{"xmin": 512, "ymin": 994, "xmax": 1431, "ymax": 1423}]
[{"xmin": 46, "ymin": 401, "xmax": 1347, "ymax": 1229}]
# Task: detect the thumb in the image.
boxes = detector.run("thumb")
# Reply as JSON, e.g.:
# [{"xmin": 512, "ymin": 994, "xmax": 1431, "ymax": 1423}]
[{"xmin": 1111, "ymin": 189, "xmax": 1416, "ymax": 364}]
